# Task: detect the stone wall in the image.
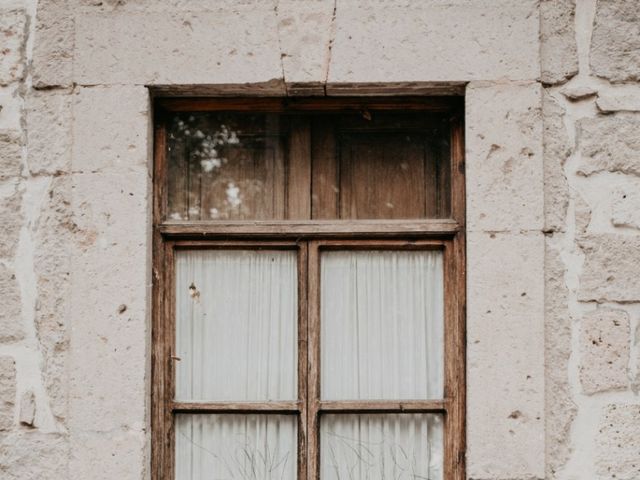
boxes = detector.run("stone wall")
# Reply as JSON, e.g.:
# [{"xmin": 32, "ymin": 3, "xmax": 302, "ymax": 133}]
[
  {"xmin": 0, "ymin": 0, "xmax": 637, "ymax": 479},
  {"xmin": 541, "ymin": 1, "xmax": 640, "ymax": 478}
]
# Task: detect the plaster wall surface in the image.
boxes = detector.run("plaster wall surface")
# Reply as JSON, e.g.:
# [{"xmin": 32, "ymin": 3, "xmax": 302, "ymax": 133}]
[{"xmin": 0, "ymin": 1, "xmax": 638, "ymax": 479}]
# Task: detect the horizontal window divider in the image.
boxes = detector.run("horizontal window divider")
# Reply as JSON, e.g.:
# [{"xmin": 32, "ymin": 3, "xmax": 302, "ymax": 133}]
[
  {"xmin": 156, "ymin": 96, "xmax": 462, "ymax": 113},
  {"xmin": 171, "ymin": 401, "xmax": 301, "ymax": 414},
  {"xmin": 159, "ymin": 219, "xmax": 460, "ymax": 238},
  {"xmin": 316, "ymin": 400, "xmax": 448, "ymax": 414}
]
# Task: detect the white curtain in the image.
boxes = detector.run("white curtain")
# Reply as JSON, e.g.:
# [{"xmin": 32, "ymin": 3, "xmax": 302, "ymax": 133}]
[
  {"xmin": 176, "ymin": 414, "xmax": 297, "ymax": 480},
  {"xmin": 320, "ymin": 414, "xmax": 443, "ymax": 480},
  {"xmin": 175, "ymin": 250, "xmax": 297, "ymax": 401},
  {"xmin": 321, "ymin": 250, "xmax": 444, "ymax": 400}
]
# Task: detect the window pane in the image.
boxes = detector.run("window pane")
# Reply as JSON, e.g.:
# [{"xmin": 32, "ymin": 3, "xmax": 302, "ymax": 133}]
[
  {"xmin": 320, "ymin": 414, "xmax": 443, "ymax": 480},
  {"xmin": 176, "ymin": 414, "xmax": 297, "ymax": 480},
  {"xmin": 311, "ymin": 113, "xmax": 451, "ymax": 219},
  {"xmin": 175, "ymin": 250, "xmax": 297, "ymax": 401},
  {"xmin": 321, "ymin": 250, "xmax": 444, "ymax": 400},
  {"xmin": 167, "ymin": 113, "xmax": 288, "ymax": 221}
]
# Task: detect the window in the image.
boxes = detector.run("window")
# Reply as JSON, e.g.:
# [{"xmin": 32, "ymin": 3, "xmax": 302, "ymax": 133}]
[{"xmin": 152, "ymin": 98, "xmax": 465, "ymax": 480}]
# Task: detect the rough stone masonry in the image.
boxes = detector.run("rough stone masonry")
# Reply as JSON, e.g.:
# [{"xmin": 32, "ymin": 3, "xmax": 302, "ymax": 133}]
[{"xmin": 0, "ymin": 0, "xmax": 639, "ymax": 479}]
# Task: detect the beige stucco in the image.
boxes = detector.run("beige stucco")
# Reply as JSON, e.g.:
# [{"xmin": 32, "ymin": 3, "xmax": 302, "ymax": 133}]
[{"xmin": 0, "ymin": 0, "xmax": 639, "ymax": 479}]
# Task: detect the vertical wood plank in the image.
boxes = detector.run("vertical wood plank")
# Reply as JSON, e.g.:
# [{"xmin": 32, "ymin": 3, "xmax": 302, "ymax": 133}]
[
  {"xmin": 424, "ymin": 138, "xmax": 438, "ymax": 218},
  {"xmin": 311, "ymin": 118, "xmax": 338, "ymax": 219},
  {"xmin": 450, "ymin": 112, "xmax": 466, "ymax": 480},
  {"xmin": 451, "ymin": 232, "xmax": 467, "ymax": 480},
  {"xmin": 450, "ymin": 113, "xmax": 465, "ymax": 225},
  {"xmin": 297, "ymin": 243, "xmax": 309, "ymax": 480},
  {"xmin": 185, "ymin": 141, "xmax": 202, "ymax": 220},
  {"xmin": 152, "ymin": 113, "xmax": 168, "ymax": 480},
  {"xmin": 307, "ymin": 241, "xmax": 321, "ymax": 480},
  {"xmin": 272, "ymin": 118, "xmax": 287, "ymax": 220},
  {"xmin": 165, "ymin": 243, "xmax": 176, "ymax": 480},
  {"xmin": 340, "ymin": 134, "xmax": 427, "ymax": 219},
  {"xmin": 166, "ymin": 135, "xmax": 188, "ymax": 221},
  {"xmin": 288, "ymin": 117, "xmax": 311, "ymax": 219},
  {"xmin": 338, "ymin": 138, "xmax": 353, "ymax": 219}
]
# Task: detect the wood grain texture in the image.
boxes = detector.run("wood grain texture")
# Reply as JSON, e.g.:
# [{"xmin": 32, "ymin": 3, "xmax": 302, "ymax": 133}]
[
  {"xmin": 297, "ymin": 243, "xmax": 309, "ymax": 480},
  {"xmin": 307, "ymin": 242, "xmax": 321, "ymax": 480},
  {"xmin": 310, "ymin": 118, "xmax": 338, "ymax": 219},
  {"xmin": 319, "ymin": 400, "xmax": 447, "ymax": 413},
  {"xmin": 156, "ymin": 96, "xmax": 462, "ymax": 113},
  {"xmin": 172, "ymin": 401, "xmax": 301, "ymax": 413},
  {"xmin": 287, "ymin": 117, "xmax": 311, "ymax": 219},
  {"xmin": 159, "ymin": 219, "xmax": 460, "ymax": 238}
]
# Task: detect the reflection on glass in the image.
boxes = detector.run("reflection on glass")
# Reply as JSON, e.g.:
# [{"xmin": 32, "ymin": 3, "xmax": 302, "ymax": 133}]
[
  {"xmin": 321, "ymin": 250, "xmax": 444, "ymax": 400},
  {"xmin": 175, "ymin": 250, "xmax": 297, "ymax": 401},
  {"xmin": 320, "ymin": 414, "xmax": 443, "ymax": 480},
  {"xmin": 167, "ymin": 113, "xmax": 287, "ymax": 221},
  {"xmin": 176, "ymin": 414, "xmax": 297, "ymax": 480}
]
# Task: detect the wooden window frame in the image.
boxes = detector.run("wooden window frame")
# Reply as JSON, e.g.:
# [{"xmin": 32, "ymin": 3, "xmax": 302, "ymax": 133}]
[{"xmin": 152, "ymin": 97, "xmax": 466, "ymax": 480}]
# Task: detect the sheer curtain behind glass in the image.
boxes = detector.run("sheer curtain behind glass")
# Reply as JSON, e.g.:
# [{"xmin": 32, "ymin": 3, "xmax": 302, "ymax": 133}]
[
  {"xmin": 320, "ymin": 250, "xmax": 444, "ymax": 479},
  {"xmin": 175, "ymin": 250, "xmax": 297, "ymax": 401},
  {"xmin": 174, "ymin": 250, "xmax": 297, "ymax": 480},
  {"xmin": 321, "ymin": 250, "xmax": 444, "ymax": 400},
  {"xmin": 176, "ymin": 414, "xmax": 296, "ymax": 480},
  {"xmin": 320, "ymin": 414, "xmax": 443, "ymax": 480}
]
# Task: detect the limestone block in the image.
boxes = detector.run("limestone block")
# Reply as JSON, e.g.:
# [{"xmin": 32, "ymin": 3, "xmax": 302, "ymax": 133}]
[
  {"xmin": 33, "ymin": 176, "xmax": 73, "ymax": 421},
  {"xmin": 545, "ymin": 240, "xmax": 576, "ymax": 477},
  {"xmin": 612, "ymin": 186, "xmax": 640, "ymax": 229},
  {"xmin": 574, "ymin": 192, "xmax": 592, "ymax": 235},
  {"xmin": 68, "ymin": 170, "xmax": 149, "ymax": 433},
  {"xmin": 543, "ymin": 92, "xmax": 571, "ymax": 232},
  {"xmin": 328, "ymin": 0, "xmax": 539, "ymax": 84},
  {"xmin": 580, "ymin": 308, "xmax": 630, "ymax": 394},
  {"xmin": 0, "ymin": 132, "xmax": 22, "ymax": 179},
  {"xmin": 0, "ymin": 87, "xmax": 23, "ymax": 131},
  {"xmin": 540, "ymin": 0, "xmax": 578, "ymax": 84},
  {"xmin": 467, "ymin": 231, "xmax": 545, "ymax": 479},
  {"xmin": 466, "ymin": 82, "xmax": 543, "ymax": 231},
  {"xmin": 0, "ymin": 432, "xmax": 68, "ymax": 479},
  {"xmin": 0, "ymin": 264, "xmax": 23, "ymax": 343},
  {"xmin": 277, "ymin": 0, "xmax": 335, "ymax": 94},
  {"xmin": 0, "ymin": 10, "xmax": 26, "ymax": 86},
  {"xmin": 591, "ymin": 0, "xmax": 640, "ymax": 82},
  {"xmin": 19, "ymin": 391, "xmax": 35, "ymax": 427},
  {"xmin": 76, "ymin": 0, "xmax": 276, "ymax": 12},
  {"xmin": 561, "ymin": 85, "xmax": 597, "ymax": 102},
  {"xmin": 72, "ymin": 86, "xmax": 149, "ymax": 173},
  {"xmin": 69, "ymin": 429, "xmax": 146, "ymax": 480},
  {"xmin": 578, "ymin": 234, "xmax": 640, "ymax": 303},
  {"xmin": 32, "ymin": 0, "xmax": 74, "ymax": 88},
  {"xmin": 25, "ymin": 90, "xmax": 72, "ymax": 175},
  {"xmin": 597, "ymin": 92, "xmax": 640, "ymax": 113},
  {"xmin": 596, "ymin": 404, "xmax": 640, "ymax": 479},
  {"xmin": 74, "ymin": 6, "xmax": 283, "ymax": 85},
  {"xmin": 0, "ymin": 178, "xmax": 24, "ymax": 259},
  {"xmin": 0, "ymin": 357, "xmax": 16, "ymax": 431},
  {"xmin": 577, "ymin": 114, "xmax": 640, "ymax": 176}
]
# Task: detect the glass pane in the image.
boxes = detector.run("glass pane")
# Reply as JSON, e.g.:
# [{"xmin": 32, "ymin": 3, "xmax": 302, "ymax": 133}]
[
  {"xmin": 175, "ymin": 250, "xmax": 297, "ymax": 401},
  {"xmin": 176, "ymin": 414, "xmax": 297, "ymax": 480},
  {"xmin": 320, "ymin": 414, "xmax": 443, "ymax": 480},
  {"xmin": 167, "ymin": 113, "xmax": 287, "ymax": 221},
  {"xmin": 321, "ymin": 250, "xmax": 444, "ymax": 400},
  {"xmin": 311, "ymin": 112, "xmax": 451, "ymax": 220}
]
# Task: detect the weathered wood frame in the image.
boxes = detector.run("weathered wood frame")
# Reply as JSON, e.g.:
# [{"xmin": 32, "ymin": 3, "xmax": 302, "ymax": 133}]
[{"xmin": 152, "ymin": 97, "xmax": 466, "ymax": 480}]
